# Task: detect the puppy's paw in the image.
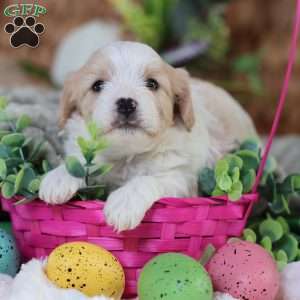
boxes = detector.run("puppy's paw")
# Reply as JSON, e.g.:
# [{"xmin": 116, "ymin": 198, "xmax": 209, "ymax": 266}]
[
  {"xmin": 104, "ymin": 186, "xmax": 149, "ymax": 232},
  {"xmin": 39, "ymin": 165, "xmax": 84, "ymax": 205}
]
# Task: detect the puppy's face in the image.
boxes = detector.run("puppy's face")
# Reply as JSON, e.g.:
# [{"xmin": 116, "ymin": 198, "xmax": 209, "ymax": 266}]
[{"xmin": 60, "ymin": 42, "xmax": 195, "ymax": 155}]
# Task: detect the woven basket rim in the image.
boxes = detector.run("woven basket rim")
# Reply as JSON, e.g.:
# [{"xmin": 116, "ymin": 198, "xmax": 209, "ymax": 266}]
[{"xmin": 2, "ymin": 192, "xmax": 258, "ymax": 208}]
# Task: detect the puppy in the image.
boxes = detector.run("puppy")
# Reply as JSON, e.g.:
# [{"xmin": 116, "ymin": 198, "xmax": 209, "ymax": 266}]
[{"xmin": 39, "ymin": 41, "xmax": 256, "ymax": 231}]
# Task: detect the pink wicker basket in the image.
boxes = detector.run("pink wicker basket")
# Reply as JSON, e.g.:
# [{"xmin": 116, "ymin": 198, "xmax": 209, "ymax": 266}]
[
  {"xmin": 1, "ymin": 1, "xmax": 300, "ymax": 298},
  {"xmin": 1, "ymin": 195, "xmax": 257, "ymax": 297}
]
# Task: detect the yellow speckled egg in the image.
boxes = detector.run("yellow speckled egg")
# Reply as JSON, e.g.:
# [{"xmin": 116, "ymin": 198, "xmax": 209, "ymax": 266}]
[{"xmin": 45, "ymin": 242, "xmax": 125, "ymax": 299}]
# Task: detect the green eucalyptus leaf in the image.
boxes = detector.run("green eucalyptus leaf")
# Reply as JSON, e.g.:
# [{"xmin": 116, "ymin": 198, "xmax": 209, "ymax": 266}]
[
  {"xmin": 239, "ymin": 138, "xmax": 260, "ymax": 153},
  {"xmin": 270, "ymin": 194, "xmax": 290, "ymax": 215},
  {"xmin": 260, "ymin": 236, "xmax": 272, "ymax": 252},
  {"xmin": 275, "ymin": 249, "xmax": 288, "ymax": 263},
  {"xmin": 236, "ymin": 149, "xmax": 260, "ymax": 172},
  {"xmin": 241, "ymin": 169, "xmax": 256, "ymax": 193},
  {"xmin": 28, "ymin": 178, "xmax": 41, "ymax": 193},
  {"xmin": 2, "ymin": 133, "xmax": 25, "ymax": 147},
  {"xmin": 243, "ymin": 228, "xmax": 256, "ymax": 243},
  {"xmin": 2, "ymin": 182, "xmax": 15, "ymax": 198},
  {"xmin": 215, "ymin": 159, "xmax": 229, "ymax": 176},
  {"xmin": 216, "ymin": 173, "xmax": 232, "ymax": 192},
  {"xmin": 90, "ymin": 164, "xmax": 112, "ymax": 177},
  {"xmin": 259, "ymin": 218, "xmax": 284, "ymax": 242},
  {"xmin": 2, "ymin": 175, "xmax": 16, "ymax": 198},
  {"xmin": 14, "ymin": 167, "xmax": 36, "ymax": 193},
  {"xmin": 0, "ymin": 130, "xmax": 11, "ymax": 139},
  {"xmin": 228, "ymin": 180, "xmax": 243, "ymax": 201},
  {"xmin": 94, "ymin": 139, "xmax": 109, "ymax": 152},
  {"xmin": 14, "ymin": 168, "xmax": 25, "ymax": 193},
  {"xmin": 77, "ymin": 136, "xmax": 89, "ymax": 153},
  {"xmin": 274, "ymin": 234, "xmax": 298, "ymax": 262},
  {"xmin": 87, "ymin": 121, "xmax": 99, "ymax": 140},
  {"xmin": 5, "ymin": 157, "xmax": 23, "ymax": 169},
  {"xmin": 0, "ymin": 144, "xmax": 12, "ymax": 159},
  {"xmin": 212, "ymin": 186, "xmax": 226, "ymax": 197},
  {"xmin": 279, "ymin": 175, "xmax": 295, "ymax": 195},
  {"xmin": 293, "ymin": 174, "xmax": 300, "ymax": 191},
  {"xmin": 225, "ymin": 154, "xmax": 243, "ymax": 172},
  {"xmin": 16, "ymin": 115, "xmax": 31, "ymax": 132},
  {"xmin": 0, "ymin": 159, "xmax": 7, "ymax": 179},
  {"xmin": 231, "ymin": 167, "xmax": 240, "ymax": 183},
  {"xmin": 198, "ymin": 167, "xmax": 216, "ymax": 195},
  {"xmin": 77, "ymin": 137, "xmax": 96, "ymax": 163},
  {"xmin": 42, "ymin": 160, "xmax": 52, "ymax": 173},
  {"xmin": 28, "ymin": 140, "xmax": 45, "ymax": 161},
  {"xmin": 276, "ymin": 216, "xmax": 290, "ymax": 234},
  {"xmin": 65, "ymin": 156, "xmax": 86, "ymax": 178}
]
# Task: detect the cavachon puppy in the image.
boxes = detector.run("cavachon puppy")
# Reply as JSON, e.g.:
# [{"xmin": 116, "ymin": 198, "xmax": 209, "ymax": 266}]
[{"xmin": 39, "ymin": 41, "xmax": 256, "ymax": 232}]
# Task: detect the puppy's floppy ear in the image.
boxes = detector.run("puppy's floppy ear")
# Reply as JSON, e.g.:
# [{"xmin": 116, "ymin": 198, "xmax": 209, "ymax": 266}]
[
  {"xmin": 59, "ymin": 71, "xmax": 81, "ymax": 128},
  {"xmin": 170, "ymin": 67, "xmax": 195, "ymax": 131}
]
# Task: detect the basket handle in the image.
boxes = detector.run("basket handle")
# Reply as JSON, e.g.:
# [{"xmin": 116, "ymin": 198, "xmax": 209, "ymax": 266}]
[{"xmin": 252, "ymin": 0, "xmax": 300, "ymax": 193}]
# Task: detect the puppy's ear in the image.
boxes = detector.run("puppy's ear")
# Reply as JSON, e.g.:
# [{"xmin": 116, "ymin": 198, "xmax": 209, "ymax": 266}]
[
  {"xmin": 170, "ymin": 68, "xmax": 195, "ymax": 131},
  {"xmin": 59, "ymin": 71, "xmax": 81, "ymax": 128}
]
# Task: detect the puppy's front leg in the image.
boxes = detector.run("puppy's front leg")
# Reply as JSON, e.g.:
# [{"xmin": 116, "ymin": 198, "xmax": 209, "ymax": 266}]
[
  {"xmin": 39, "ymin": 165, "xmax": 85, "ymax": 204},
  {"xmin": 104, "ymin": 172, "xmax": 194, "ymax": 231}
]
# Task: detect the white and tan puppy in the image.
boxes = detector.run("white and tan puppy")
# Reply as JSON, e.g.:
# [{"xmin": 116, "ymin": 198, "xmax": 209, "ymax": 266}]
[{"xmin": 39, "ymin": 41, "xmax": 256, "ymax": 231}]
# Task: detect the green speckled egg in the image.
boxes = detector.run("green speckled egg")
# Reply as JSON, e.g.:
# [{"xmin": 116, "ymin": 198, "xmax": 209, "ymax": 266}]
[
  {"xmin": 46, "ymin": 242, "xmax": 125, "ymax": 298},
  {"xmin": 0, "ymin": 228, "xmax": 20, "ymax": 276},
  {"xmin": 138, "ymin": 253, "xmax": 213, "ymax": 300}
]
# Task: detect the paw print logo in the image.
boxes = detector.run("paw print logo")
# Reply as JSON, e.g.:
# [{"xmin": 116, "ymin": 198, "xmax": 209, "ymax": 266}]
[{"xmin": 4, "ymin": 16, "xmax": 45, "ymax": 48}]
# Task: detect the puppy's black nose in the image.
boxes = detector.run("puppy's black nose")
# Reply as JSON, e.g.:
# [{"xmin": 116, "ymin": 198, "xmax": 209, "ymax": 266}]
[{"xmin": 116, "ymin": 98, "xmax": 137, "ymax": 118}]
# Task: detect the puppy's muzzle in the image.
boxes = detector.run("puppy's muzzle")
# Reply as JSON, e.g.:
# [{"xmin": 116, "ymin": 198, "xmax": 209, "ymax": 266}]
[{"xmin": 116, "ymin": 98, "xmax": 137, "ymax": 119}]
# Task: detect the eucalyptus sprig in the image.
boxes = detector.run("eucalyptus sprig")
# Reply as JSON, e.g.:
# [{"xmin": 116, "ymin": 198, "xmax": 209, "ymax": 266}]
[
  {"xmin": 65, "ymin": 121, "xmax": 111, "ymax": 200},
  {"xmin": 199, "ymin": 138, "xmax": 261, "ymax": 201},
  {"xmin": 244, "ymin": 215, "xmax": 300, "ymax": 270},
  {"xmin": 198, "ymin": 137, "xmax": 300, "ymax": 211},
  {"xmin": 0, "ymin": 97, "xmax": 51, "ymax": 204}
]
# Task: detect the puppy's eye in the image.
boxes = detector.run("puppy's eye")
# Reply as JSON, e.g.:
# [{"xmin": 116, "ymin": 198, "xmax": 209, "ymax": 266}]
[
  {"xmin": 91, "ymin": 80, "xmax": 105, "ymax": 92},
  {"xmin": 146, "ymin": 78, "xmax": 159, "ymax": 91}
]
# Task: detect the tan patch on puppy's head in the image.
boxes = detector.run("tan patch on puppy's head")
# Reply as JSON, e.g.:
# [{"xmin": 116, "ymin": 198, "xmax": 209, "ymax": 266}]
[
  {"xmin": 167, "ymin": 66, "xmax": 195, "ymax": 131},
  {"xmin": 59, "ymin": 50, "xmax": 112, "ymax": 128}
]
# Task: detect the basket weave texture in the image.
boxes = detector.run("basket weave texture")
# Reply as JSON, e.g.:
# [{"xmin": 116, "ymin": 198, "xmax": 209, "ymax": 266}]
[{"xmin": 1, "ymin": 194, "xmax": 257, "ymax": 298}]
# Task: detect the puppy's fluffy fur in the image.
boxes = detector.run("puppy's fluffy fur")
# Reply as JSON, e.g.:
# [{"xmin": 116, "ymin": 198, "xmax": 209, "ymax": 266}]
[{"xmin": 39, "ymin": 41, "xmax": 256, "ymax": 231}]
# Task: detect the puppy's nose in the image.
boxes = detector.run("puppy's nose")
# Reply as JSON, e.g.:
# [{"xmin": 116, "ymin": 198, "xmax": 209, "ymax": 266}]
[{"xmin": 116, "ymin": 98, "xmax": 137, "ymax": 118}]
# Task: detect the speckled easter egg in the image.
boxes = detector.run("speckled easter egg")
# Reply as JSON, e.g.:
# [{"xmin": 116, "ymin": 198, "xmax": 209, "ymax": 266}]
[
  {"xmin": 46, "ymin": 242, "xmax": 125, "ymax": 298},
  {"xmin": 138, "ymin": 253, "xmax": 213, "ymax": 300},
  {"xmin": 0, "ymin": 228, "xmax": 20, "ymax": 276},
  {"xmin": 207, "ymin": 241, "xmax": 280, "ymax": 300}
]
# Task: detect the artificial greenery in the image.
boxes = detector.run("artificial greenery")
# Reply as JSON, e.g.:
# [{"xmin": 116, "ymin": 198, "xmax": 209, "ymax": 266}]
[
  {"xmin": 0, "ymin": 97, "xmax": 51, "ymax": 205},
  {"xmin": 243, "ymin": 215, "xmax": 300, "ymax": 270},
  {"xmin": 199, "ymin": 138, "xmax": 262, "ymax": 201},
  {"xmin": 0, "ymin": 97, "xmax": 111, "ymax": 204},
  {"xmin": 198, "ymin": 138, "xmax": 300, "ymax": 211},
  {"xmin": 64, "ymin": 121, "xmax": 111, "ymax": 200}
]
